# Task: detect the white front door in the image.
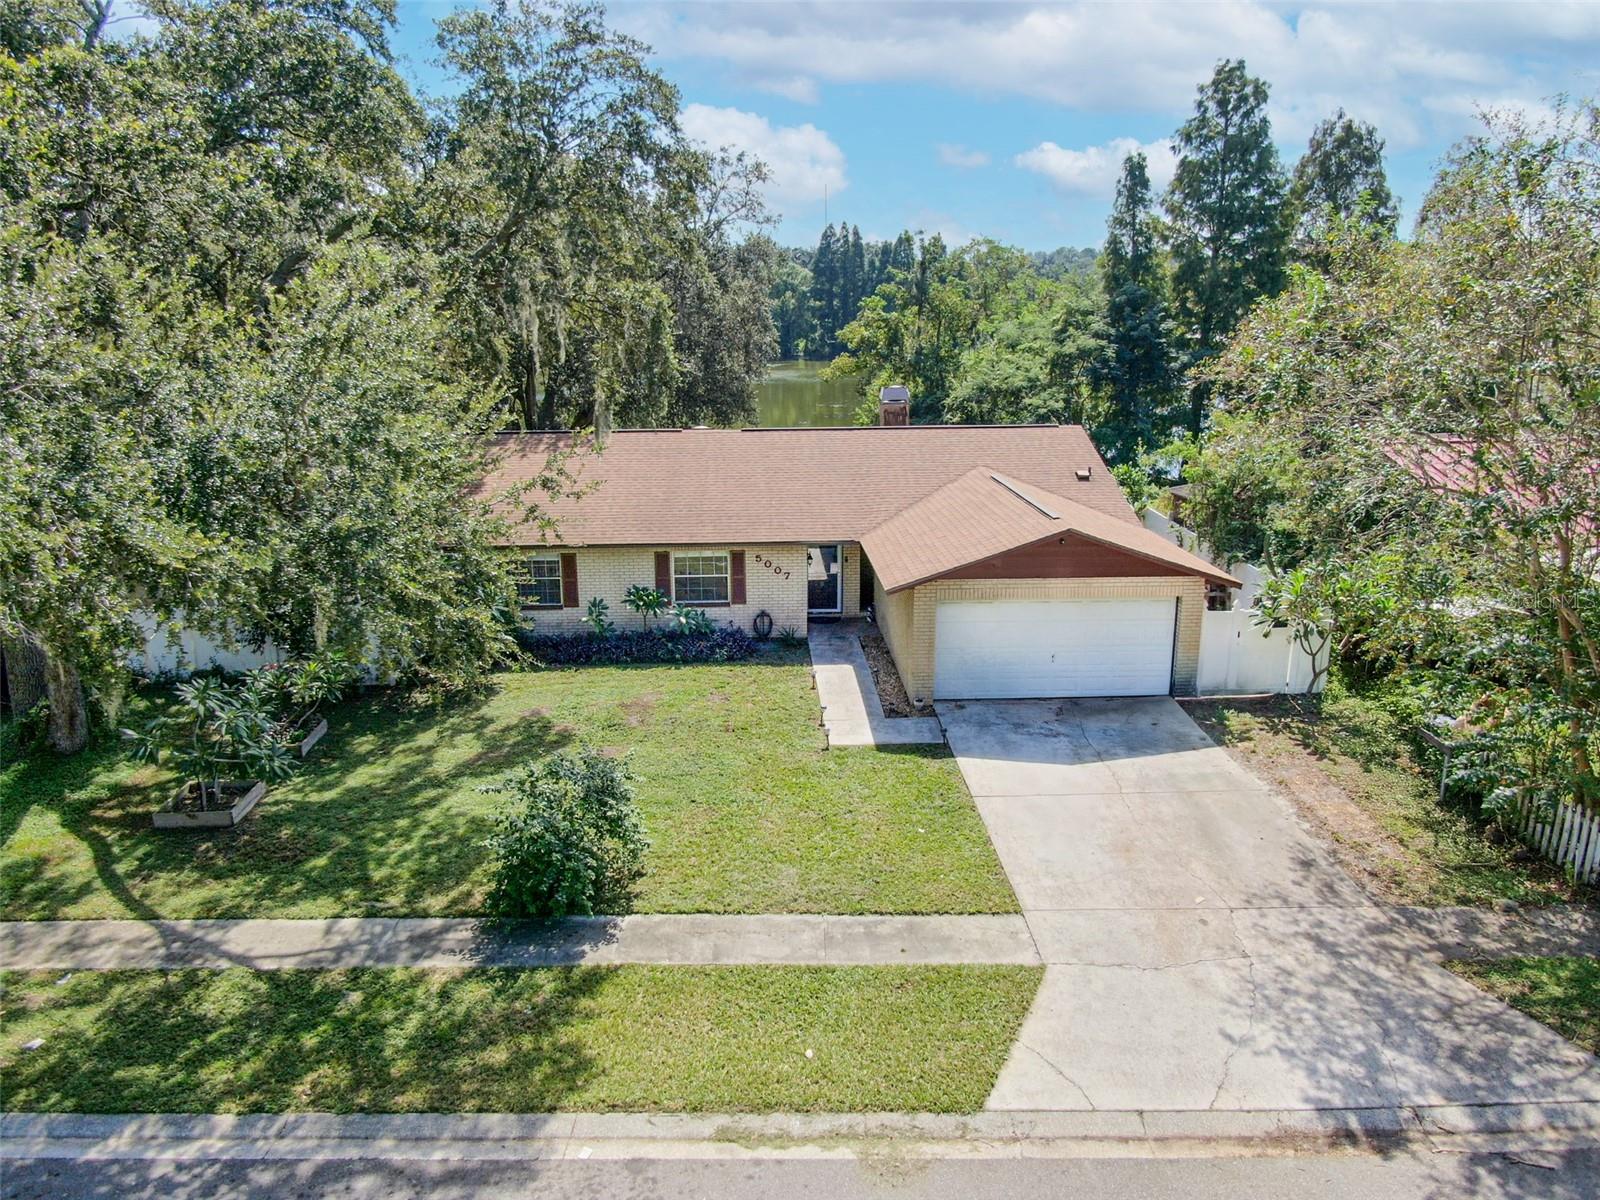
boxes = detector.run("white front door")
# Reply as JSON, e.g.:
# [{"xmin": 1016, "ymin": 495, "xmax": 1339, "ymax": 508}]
[{"xmin": 933, "ymin": 598, "xmax": 1176, "ymax": 699}]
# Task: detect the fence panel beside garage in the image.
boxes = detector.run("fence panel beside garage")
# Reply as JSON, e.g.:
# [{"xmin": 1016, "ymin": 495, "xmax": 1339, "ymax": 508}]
[{"xmin": 1196, "ymin": 608, "xmax": 1327, "ymax": 695}]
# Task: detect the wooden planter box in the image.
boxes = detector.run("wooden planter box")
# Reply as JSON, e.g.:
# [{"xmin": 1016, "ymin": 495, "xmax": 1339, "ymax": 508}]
[
  {"xmin": 152, "ymin": 780, "xmax": 266, "ymax": 830},
  {"xmin": 296, "ymin": 717, "xmax": 329, "ymax": 758}
]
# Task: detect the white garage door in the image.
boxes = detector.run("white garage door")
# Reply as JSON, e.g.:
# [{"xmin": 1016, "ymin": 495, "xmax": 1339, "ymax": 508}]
[{"xmin": 933, "ymin": 598, "xmax": 1176, "ymax": 699}]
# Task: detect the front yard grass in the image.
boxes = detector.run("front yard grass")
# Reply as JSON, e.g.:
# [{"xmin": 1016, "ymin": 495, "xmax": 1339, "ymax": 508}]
[
  {"xmin": 1445, "ymin": 957, "xmax": 1600, "ymax": 1055},
  {"xmin": 1186, "ymin": 671, "xmax": 1584, "ymax": 907},
  {"xmin": 0, "ymin": 965, "xmax": 1041, "ymax": 1113},
  {"xmin": 2, "ymin": 650, "xmax": 1016, "ymax": 919}
]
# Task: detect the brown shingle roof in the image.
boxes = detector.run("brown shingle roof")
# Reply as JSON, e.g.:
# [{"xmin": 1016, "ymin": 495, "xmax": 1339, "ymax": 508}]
[
  {"xmin": 861, "ymin": 469, "xmax": 1239, "ymax": 591},
  {"xmin": 476, "ymin": 425, "xmax": 1139, "ymax": 546}
]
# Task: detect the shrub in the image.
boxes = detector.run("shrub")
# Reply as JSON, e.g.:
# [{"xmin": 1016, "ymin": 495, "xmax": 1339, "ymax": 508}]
[
  {"xmin": 247, "ymin": 651, "xmax": 360, "ymax": 739},
  {"xmin": 511, "ymin": 626, "xmax": 755, "ymax": 666},
  {"xmin": 581, "ymin": 596, "xmax": 616, "ymax": 638},
  {"xmin": 125, "ymin": 676, "xmax": 297, "ymax": 810},
  {"xmin": 667, "ymin": 606, "xmax": 716, "ymax": 635},
  {"xmin": 482, "ymin": 751, "xmax": 649, "ymax": 917},
  {"xmin": 622, "ymin": 584, "xmax": 670, "ymax": 630},
  {"xmin": 776, "ymin": 626, "xmax": 805, "ymax": 649}
]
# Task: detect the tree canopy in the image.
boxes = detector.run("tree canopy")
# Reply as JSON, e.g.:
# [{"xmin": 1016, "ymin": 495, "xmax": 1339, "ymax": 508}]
[{"xmin": 0, "ymin": 0, "xmax": 780, "ymax": 751}]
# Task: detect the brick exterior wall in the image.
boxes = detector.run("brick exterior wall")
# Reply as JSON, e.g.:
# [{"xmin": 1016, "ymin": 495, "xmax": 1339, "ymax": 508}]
[
  {"xmin": 874, "ymin": 575, "xmax": 1207, "ymax": 705},
  {"xmin": 515, "ymin": 542, "xmax": 861, "ymax": 638}
]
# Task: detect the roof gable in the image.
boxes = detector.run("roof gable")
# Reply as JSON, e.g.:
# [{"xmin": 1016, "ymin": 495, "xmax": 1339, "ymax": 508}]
[{"xmin": 860, "ymin": 469, "xmax": 1238, "ymax": 591}]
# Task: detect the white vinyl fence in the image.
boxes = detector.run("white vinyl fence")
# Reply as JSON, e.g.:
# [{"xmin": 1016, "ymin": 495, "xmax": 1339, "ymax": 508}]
[
  {"xmin": 1197, "ymin": 608, "xmax": 1329, "ymax": 695},
  {"xmin": 1141, "ymin": 509, "xmax": 1325, "ymax": 695},
  {"xmin": 1517, "ymin": 798, "xmax": 1600, "ymax": 885},
  {"xmin": 131, "ymin": 613, "xmax": 284, "ymax": 677}
]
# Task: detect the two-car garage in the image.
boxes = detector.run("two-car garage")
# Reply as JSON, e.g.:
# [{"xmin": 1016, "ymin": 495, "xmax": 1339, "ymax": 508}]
[{"xmin": 931, "ymin": 597, "xmax": 1178, "ymax": 700}]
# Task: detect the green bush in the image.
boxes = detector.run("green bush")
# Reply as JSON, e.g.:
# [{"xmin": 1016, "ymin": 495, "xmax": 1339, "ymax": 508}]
[{"xmin": 482, "ymin": 751, "xmax": 649, "ymax": 917}]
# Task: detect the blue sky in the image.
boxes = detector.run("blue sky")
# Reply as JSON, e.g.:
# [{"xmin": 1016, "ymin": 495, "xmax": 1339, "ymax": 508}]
[{"xmin": 389, "ymin": 1, "xmax": 1600, "ymax": 251}]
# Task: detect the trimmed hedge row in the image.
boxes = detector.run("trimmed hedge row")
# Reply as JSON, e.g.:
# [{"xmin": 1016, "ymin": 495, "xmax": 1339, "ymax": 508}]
[{"xmin": 513, "ymin": 626, "xmax": 756, "ymax": 666}]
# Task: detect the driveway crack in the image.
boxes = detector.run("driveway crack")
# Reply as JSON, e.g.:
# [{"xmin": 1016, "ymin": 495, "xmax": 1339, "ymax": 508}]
[
  {"xmin": 1017, "ymin": 1041, "xmax": 1098, "ymax": 1110},
  {"xmin": 1208, "ymin": 952, "xmax": 1259, "ymax": 1111}
]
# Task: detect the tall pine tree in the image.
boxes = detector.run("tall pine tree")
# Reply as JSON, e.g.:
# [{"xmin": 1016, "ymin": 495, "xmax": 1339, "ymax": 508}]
[
  {"xmin": 1164, "ymin": 59, "xmax": 1289, "ymax": 435},
  {"xmin": 809, "ymin": 223, "xmax": 840, "ymax": 355},
  {"xmin": 1095, "ymin": 152, "xmax": 1178, "ymax": 462},
  {"xmin": 1289, "ymin": 109, "xmax": 1398, "ymax": 261}
]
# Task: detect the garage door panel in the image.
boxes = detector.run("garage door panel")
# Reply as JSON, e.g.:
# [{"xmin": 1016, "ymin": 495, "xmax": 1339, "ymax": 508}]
[{"xmin": 934, "ymin": 598, "xmax": 1175, "ymax": 699}]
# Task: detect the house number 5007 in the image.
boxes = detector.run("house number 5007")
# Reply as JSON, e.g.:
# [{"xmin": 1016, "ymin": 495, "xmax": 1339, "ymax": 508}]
[{"xmin": 751, "ymin": 554, "xmax": 791, "ymax": 581}]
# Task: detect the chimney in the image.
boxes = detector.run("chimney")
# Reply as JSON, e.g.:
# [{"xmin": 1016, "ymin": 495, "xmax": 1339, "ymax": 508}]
[{"xmin": 878, "ymin": 385, "xmax": 910, "ymax": 426}]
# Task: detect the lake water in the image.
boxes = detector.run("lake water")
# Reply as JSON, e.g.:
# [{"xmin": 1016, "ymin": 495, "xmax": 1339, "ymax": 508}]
[{"xmin": 755, "ymin": 361, "xmax": 864, "ymax": 427}]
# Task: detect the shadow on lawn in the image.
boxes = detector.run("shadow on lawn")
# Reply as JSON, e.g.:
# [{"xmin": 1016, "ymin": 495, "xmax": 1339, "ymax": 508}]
[
  {"xmin": 4, "ymin": 965, "xmax": 613, "ymax": 1115},
  {"xmin": 2, "ymin": 681, "xmax": 576, "ymax": 920}
]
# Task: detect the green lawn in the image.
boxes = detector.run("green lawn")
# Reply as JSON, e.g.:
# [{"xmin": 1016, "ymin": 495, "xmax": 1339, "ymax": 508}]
[
  {"xmin": 0, "ymin": 965, "xmax": 1041, "ymax": 1113},
  {"xmin": 1187, "ymin": 671, "xmax": 1584, "ymax": 907},
  {"xmin": 1446, "ymin": 957, "xmax": 1600, "ymax": 1055},
  {"xmin": 2, "ymin": 652, "xmax": 1015, "ymax": 918}
]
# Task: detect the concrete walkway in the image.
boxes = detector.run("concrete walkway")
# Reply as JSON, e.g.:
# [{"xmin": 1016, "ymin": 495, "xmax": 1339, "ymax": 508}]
[
  {"xmin": 6, "ymin": 904, "xmax": 1593, "ymax": 972},
  {"xmin": 936, "ymin": 697, "xmax": 1600, "ymax": 1115},
  {"xmin": 808, "ymin": 621, "xmax": 943, "ymax": 747},
  {"xmin": 0, "ymin": 914, "xmax": 1039, "ymax": 970}
]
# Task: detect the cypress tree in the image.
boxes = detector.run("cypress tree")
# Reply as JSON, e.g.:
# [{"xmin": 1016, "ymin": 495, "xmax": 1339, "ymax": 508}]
[
  {"xmin": 1289, "ymin": 109, "xmax": 1398, "ymax": 261},
  {"xmin": 1164, "ymin": 58, "xmax": 1289, "ymax": 435},
  {"xmin": 1096, "ymin": 152, "xmax": 1178, "ymax": 462}
]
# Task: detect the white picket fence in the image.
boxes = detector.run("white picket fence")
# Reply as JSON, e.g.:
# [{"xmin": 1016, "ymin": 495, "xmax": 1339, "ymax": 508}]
[
  {"xmin": 1517, "ymin": 798, "xmax": 1600, "ymax": 885},
  {"xmin": 1141, "ymin": 508, "xmax": 1325, "ymax": 695}
]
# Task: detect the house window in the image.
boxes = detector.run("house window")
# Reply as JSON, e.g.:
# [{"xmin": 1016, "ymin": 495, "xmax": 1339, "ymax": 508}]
[
  {"xmin": 673, "ymin": 552, "xmax": 730, "ymax": 605},
  {"xmin": 518, "ymin": 556, "xmax": 564, "ymax": 608}
]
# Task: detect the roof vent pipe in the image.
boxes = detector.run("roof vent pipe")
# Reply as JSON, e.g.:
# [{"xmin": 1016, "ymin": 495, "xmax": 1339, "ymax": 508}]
[{"xmin": 878, "ymin": 385, "xmax": 910, "ymax": 427}]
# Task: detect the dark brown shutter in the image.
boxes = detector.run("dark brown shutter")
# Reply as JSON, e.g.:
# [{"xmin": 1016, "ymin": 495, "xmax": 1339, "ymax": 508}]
[
  {"xmin": 655, "ymin": 550, "xmax": 672, "ymax": 598},
  {"xmin": 560, "ymin": 552, "xmax": 578, "ymax": 608},
  {"xmin": 730, "ymin": 550, "xmax": 747, "ymax": 605}
]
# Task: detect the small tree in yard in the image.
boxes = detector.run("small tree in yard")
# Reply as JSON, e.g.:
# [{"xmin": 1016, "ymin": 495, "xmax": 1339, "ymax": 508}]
[
  {"xmin": 483, "ymin": 751, "xmax": 649, "ymax": 918},
  {"xmin": 249, "ymin": 651, "xmax": 361, "ymax": 740},
  {"xmin": 126, "ymin": 677, "xmax": 298, "ymax": 811},
  {"xmin": 622, "ymin": 585, "xmax": 670, "ymax": 631}
]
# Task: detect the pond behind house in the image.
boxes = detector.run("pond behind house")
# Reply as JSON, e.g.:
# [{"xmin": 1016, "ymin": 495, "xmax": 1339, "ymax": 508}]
[{"xmin": 756, "ymin": 360, "xmax": 864, "ymax": 427}]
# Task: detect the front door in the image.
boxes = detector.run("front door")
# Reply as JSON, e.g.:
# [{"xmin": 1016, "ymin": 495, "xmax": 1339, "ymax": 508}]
[{"xmin": 807, "ymin": 545, "xmax": 842, "ymax": 613}]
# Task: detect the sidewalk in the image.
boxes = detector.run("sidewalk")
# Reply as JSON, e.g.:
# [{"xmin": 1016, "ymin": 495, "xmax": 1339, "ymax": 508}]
[
  {"xmin": 0, "ymin": 914, "xmax": 1039, "ymax": 970},
  {"xmin": 4, "ymin": 905, "xmax": 1594, "ymax": 971}
]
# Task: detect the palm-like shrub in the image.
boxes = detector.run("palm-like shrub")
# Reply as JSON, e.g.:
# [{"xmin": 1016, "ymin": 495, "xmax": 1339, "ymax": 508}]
[
  {"xmin": 126, "ymin": 677, "xmax": 297, "ymax": 810},
  {"xmin": 622, "ymin": 585, "xmax": 669, "ymax": 630}
]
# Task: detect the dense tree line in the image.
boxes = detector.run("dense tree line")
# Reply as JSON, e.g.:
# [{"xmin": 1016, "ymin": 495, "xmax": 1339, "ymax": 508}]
[
  {"xmin": 1184, "ymin": 100, "xmax": 1600, "ymax": 821},
  {"xmin": 1, "ymin": 0, "xmax": 778, "ymax": 752},
  {"xmin": 809, "ymin": 59, "xmax": 1397, "ymax": 466}
]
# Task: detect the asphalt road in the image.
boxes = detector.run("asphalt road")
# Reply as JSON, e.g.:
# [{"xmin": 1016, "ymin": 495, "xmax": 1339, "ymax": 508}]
[{"xmin": 5, "ymin": 1148, "xmax": 1596, "ymax": 1200}]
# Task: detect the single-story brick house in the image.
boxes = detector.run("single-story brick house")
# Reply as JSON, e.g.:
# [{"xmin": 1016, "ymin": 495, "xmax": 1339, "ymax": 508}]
[{"xmin": 477, "ymin": 395, "xmax": 1237, "ymax": 704}]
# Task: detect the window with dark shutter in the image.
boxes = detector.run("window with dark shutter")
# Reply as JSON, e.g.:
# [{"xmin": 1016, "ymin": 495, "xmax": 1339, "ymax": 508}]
[{"xmin": 517, "ymin": 556, "xmax": 563, "ymax": 608}]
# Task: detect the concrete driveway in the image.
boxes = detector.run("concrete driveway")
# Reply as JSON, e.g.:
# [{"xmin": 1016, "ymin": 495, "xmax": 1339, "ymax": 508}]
[{"xmin": 938, "ymin": 697, "xmax": 1600, "ymax": 1113}]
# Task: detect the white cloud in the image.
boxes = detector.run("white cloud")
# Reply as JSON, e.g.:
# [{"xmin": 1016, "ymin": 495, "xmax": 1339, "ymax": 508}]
[
  {"xmin": 1015, "ymin": 137, "xmax": 1177, "ymax": 196},
  {"xmin": 678, "ymin": 103, "xmax": 847, "ymax": 211},
  {"xmin": 750, "ymin": 74, "xmax": 820, "ymax": 105},
  {"xmin": 937, "ymin": 142, "xmax": 990, "ymax": 169},
  {"xmin": 619, "ymin": 2, "xmax": 1600, "ymax": 152}
]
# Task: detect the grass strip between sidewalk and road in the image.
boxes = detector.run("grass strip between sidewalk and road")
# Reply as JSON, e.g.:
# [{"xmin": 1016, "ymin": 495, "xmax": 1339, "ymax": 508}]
[
  {"xmin": 1445, "ymin": 956, "xmax": 1600, "ymax": 1055},
  {"xmin": 0, "ymin": 964, "xmax": 1042, "ymax": 1114}
]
